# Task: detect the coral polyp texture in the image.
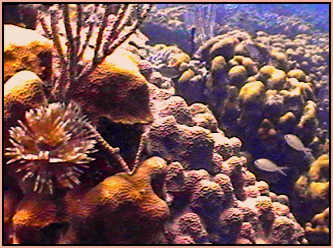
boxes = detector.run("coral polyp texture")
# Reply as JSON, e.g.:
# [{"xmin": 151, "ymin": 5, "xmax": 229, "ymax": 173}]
[
  {"xmin": 61, "ymin": 156, "xmax": 169, "ymax": 244},
  {"xmin": 4, "ymin": 24, "xmax": 53, "ymax": 82},
  {"xmin": 143, "ymin": 84, "xmax": 307, "ymax": 245},
  {"xmin": 293, "ymin": 154, "xmax": 330, "ymax": 244},
  {"xmin": 5, "ymin": 102, "xmax": 97, "ymax": 194},
  {"xmin": 3, "ymin": 3, "xmax": 329, "ymax": 245},
  {"xmin": 68, "ymin": 49, "xmax": 153, "ymax": 125},
  {"xmin": 4, "ymin": 70, "xmax": 48, "ymax": 148}
]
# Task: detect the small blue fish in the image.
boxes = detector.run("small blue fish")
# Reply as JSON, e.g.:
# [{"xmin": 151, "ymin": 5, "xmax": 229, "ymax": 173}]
[{"xmin": 254, "ymin": 158, "xmax": 288, "ymax": 176}]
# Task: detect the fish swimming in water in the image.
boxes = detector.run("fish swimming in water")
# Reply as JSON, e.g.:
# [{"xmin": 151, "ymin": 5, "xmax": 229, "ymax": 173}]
[
  {"xmin": 254, "ymin": 158, "xmax": 288, "ymax": 176},
  {"xmin": 284, "ymin": 134, "xmax": 310, "ymax": 152},
  {"xmin": 284, "ymin": 134, "xmax": 313, "ymax": 153},
  {"xmin": 284, "ymin": 134, "xmax": 314, "ymax": 162}
]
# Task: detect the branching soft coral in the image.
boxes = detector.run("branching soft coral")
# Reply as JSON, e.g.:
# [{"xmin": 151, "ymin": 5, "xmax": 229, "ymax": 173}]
[
  {"xmin": 37, "ymin": 4, "xmax": 152, "ymax": 101},
  {"xmin": 4, "ymin": 4, "xmax": 153, "ymax": 194}
]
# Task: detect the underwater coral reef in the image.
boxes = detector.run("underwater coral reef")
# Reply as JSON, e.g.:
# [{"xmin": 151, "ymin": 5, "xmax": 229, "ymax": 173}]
[{"xmin": 3, "ymin": 3, "xmax": 330, "ymax": 245}]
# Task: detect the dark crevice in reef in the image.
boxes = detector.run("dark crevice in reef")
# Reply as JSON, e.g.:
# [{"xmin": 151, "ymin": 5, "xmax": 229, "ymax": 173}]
[{"xmin": 98, "ymin": 117, "xmax": 144, "ymax": 167}]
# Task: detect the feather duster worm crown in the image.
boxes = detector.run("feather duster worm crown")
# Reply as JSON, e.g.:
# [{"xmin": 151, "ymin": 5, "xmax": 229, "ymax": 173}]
[{"xmin": 5, "ymin": 101, "xmax": 98, "ymax": 194}]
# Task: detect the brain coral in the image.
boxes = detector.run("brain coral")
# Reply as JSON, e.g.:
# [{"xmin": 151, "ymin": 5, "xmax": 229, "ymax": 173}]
[
  {"xmin": 68, "ymin": 48, "xmax": 153, "ymax": 125},
  {"xmin": 4, "ymin": 24, "xmax": 53, "ymax": 82},
  {"xmin": 11, "ymin": 193, "xmax": 63, "ymax": 244},
  {"xmin": 4, "ymin": 71, "xmax": 48, "ymax": 148},
  {"xmin": 62, "ymin": 157, "xmax": 170, "ymax": 244}
]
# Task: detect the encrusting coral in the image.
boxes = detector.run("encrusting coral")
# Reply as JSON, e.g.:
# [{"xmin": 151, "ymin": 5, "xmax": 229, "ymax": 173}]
[
  {"xmin": 294, "ymin": 154, "xmax": 329, "ymax": 204},
  {"xmin": 161, "ymin": 29, "xmax": 326, "ymax": 199},
  {"xmin": 138, "ymin": 22, "xmax": 328, "ymax": 244},
  {"xmin": 68, "ymin": 48, "xmax": 153, "ymax": 125},
  {"xmin": 11, "ymin": 193, "xmax": 63, "ymax": 244}
]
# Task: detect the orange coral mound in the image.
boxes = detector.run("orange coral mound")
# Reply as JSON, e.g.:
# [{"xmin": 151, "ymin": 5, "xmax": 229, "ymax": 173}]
[
  {"xmin": 4, "ymin": 25, "xmax": 53, "ymax": 82},
  {"xmin": 4, "ymin": 71, "xmax": 47, "ymax": 148},
  {"xmin": 63, "ymin": 156, "xmax": 170, "ymax": 244},
  {"xmin": 11, "ymin": 193, "xmax": 62, "ymax": 244},
  {"xmin": 68, "ymin": 49, "xmax": 153, "ymax": 125}
]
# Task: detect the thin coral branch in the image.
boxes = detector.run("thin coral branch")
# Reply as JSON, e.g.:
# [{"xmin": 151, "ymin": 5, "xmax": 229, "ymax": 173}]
[
  {"xmin": 49, "ymin": 5, "xmax": 68, "ymax": 101},
  {"xmin": 93, "ymin": 5, "xmax": 112, "ymax": 66},
  {"xmin": 76, "ymin": 4, "xmax": 152, "ymax": 82},
  {"xmin": 39, "ymin": 15, "xmax": 52, "ymax": 39},
  {"xmin": 86, "ymin": 123, "xmax": 131, "ymax": 174},
  {"xmin": 52, "ymin": 66, "xmax": 69, "ymax": 101},
  {"xmin": 61, "ymin": 4, "xmax": 76, "ymax": 82},
  {"xmin": 102, "ymin": 4, "xmax": 152, "ymax": 59},
  {"xmin": 132, "ymin": 128, "xmax": 150, "ymax": 175},
  {"xmin": 75, "ymin": 4, "xmax": 83, "ymax": 57},
  {"xmin": 208, "ymin": 5, "xmax": 217, "ymax": 38},
  {"xmin": 77, "ymin": 5, "xmax": 98, "ymax": 61},
  {"xmin": 102, "ymin": 4, "xmax": 128, "ymax": 54},
  {"xmin": 50, "ymin": 6, "xmax": 65, "ymax": 66},
  {"xmin": 104, "ymin": 4, "xmax": 135, "ymax": 54}
]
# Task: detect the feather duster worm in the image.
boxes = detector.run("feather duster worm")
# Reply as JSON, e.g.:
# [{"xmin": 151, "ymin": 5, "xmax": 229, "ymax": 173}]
[{"xmin": 5, "ymin": 101, "xmax": 98, "ymax": 194}]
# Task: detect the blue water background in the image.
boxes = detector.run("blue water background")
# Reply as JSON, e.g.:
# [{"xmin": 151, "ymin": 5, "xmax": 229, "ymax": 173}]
[{"xmin": 157, "ymin": 4, "xmax": 329, "ymax": 33}]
